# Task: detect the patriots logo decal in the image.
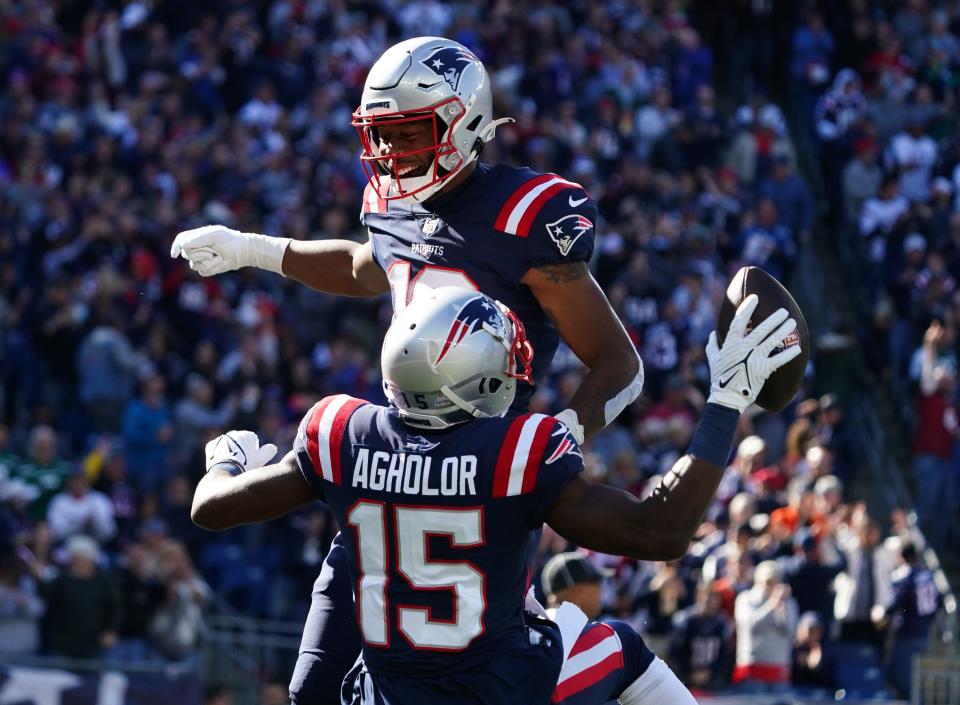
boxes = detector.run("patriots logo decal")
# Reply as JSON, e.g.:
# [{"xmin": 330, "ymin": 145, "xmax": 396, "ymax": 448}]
[
  {"xmin": 546, "ymin": 425, "xmax": 582, "ymax": 465},
  {"xmin": 421, "ymin": 47, "xmax": 478, "ymax": 92},
  {"xmin": 545, "ymin": 214, "xmax": 594, "ymax": 256},
  {"xmin": 434, "ymin": 296, "xmax": 502, "ymax": 366}
]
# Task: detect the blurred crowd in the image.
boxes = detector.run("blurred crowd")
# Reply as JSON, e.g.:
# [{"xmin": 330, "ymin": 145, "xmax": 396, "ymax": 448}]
[
  {"xmin": 800, "ymin": 0, "xmax": 960, "ymax": 557},
  {"xmin": 0, "ymin": 0, "xmax": 949, "ymax": 698},
  {"xmin": 533, "ymin": 406, "xmax": 938, "ymax": 699}
]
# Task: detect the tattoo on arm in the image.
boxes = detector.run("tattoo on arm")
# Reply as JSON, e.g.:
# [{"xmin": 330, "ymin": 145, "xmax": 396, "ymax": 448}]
[{"xmin": 535, "ymin": 262, "xmax": 588, "ymax": 284}]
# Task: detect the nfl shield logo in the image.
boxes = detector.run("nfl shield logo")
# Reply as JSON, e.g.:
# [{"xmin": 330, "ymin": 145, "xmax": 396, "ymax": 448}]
[{"xmin": 421, "ymin": 217, "xmax": 441, "ymax": 236}]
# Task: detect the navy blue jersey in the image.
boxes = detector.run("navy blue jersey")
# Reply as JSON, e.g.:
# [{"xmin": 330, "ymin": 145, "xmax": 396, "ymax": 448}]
[
  {"xmin": 888, "ymin": 564, "xmax": 940, "ymax": 639},
  {"xmin": 293, "ymin": 394, "xmax": 583, "ymax": 681},
  {"xmin": 362, "ymin": 163, "xmax": 597, "ymax": 409}
]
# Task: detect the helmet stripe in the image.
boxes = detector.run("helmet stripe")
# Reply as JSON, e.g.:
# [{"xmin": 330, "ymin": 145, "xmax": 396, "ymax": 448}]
[{"xmin": 434, "ymin": 320, "xmax": 464, "ymax": 366}]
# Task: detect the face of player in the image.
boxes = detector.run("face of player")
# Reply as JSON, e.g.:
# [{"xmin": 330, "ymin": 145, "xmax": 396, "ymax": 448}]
[
  {"xmin": 375, "ymin": 118, "xmax": 435, "ymax": 178},
  {"xmin": 558, "ymin": 581, "xmax": 604, "ymax": 619}
]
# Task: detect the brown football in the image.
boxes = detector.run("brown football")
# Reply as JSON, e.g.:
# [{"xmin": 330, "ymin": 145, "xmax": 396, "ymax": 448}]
[{"xmin": 716, "ymin": 266, "xmax": 809, "ymax": 412}]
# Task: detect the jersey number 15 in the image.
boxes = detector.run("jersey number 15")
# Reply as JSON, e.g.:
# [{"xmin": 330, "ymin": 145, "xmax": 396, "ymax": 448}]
[{"xmin": 348, "ymin": 501, "xmax": 486, "ymax": 651}]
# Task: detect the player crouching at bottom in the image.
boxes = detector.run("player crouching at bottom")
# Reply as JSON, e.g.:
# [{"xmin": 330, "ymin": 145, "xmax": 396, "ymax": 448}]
[{"xmin": 191, "ymin": 287, "xmax": 800, "ymax": 705}]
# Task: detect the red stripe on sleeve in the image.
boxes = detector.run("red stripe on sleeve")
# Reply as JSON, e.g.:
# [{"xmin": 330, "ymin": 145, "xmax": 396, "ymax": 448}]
[
  {"xmin": 327, "ymin": 398, "xmax": 366, "ymax": 485},
  {"xmin": 493, "ymin": 174, "xmax": 556, "ymax": 231},
  {"xmin": 515, "ymin": 182, "xmax": 582, "ymax": 237},
  {"xmin": 306, "ymin": 396, "xmax": 337, "ymax": 478},
  {"xmin": 568, "ymin": 623, "xmax": 616, "ymax": 658},
  {"xmin": 520, "ymin": 416, "xmax": 558, "ymax": 494},
  {"xmin": 551, "ymin": 652, "xmax": 624, "ymax": 703},
  {"xmin": 492, "ymin": 414, "xmax": 529, "ymax": 497}
]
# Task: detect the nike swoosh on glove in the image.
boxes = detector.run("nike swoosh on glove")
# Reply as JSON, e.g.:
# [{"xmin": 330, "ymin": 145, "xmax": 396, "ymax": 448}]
[
  {"xmin": 205, "ymin": 430, "xmax": 278, "ymax": 474},
  {"xmin": 706, "ymin": 294, "xmax": 802, "ymax": 412}
]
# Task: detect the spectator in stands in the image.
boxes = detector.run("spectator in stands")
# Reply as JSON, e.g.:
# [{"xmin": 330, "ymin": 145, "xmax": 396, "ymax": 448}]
[
  {"xmin": 14, "ymin": 426, "xmax": 74, "ymax": 521},
  {"xmin": 111, "ymin": 542, "xmax": 165, "ymax": 662},
  {"xmin": 0, "ymin": 480, "xmax": 36, "ymax": 546},
  {"xmin": 913, "ymin": 320, "xmax": 959, "ymax": 552},
  {"xmin": 792, "ymin": 611, "xmax": 834, "ymax": 690},
  {"xmin": 173, "ymin": 374, "xmax": 236, "ymax": 466},
  {"xmin": 637, "ymin": 561, "xmax": 690, "ymax": 657},
  {"xmin": 733, "ymin": 560, "xmax": 798, "ymax": 694},
  {"xmin": 780, "ymin": 529, "xmax": 843, "ymax": 629},
  {"xmin": 859, "ymin": 174, "xmax": 911, "ymax": 267},
  {"xmin": 887, "ymin": 113, "xmax": 937, "ymax": 204},
  {"xmin": 670, "ymin": 581, "xmax": 734, "ymax": 691},
  {"xmin": 122, "ymin": 374, "xmax": 174, "ymax": 494},
  {"xmin": 841, "ymin": 138, "xmax": 883, "ymax": 226},
  {"xmin": 759, "ymin": 156, "xmax": 815, "ymax": 245},
  {"xmin": 0, "ymin": 548, "xmax": 44, "ymax": 656},
  {"xmin": 76, "ymin": 307, "xmax": 139, "ymax": 434},
  {"xmin": 148, "ymin": 541, "xmax": 209, "ymax": 661},
  {"xmin": 42, "ymin": 535, "xmax": 121, "ymax": 658},
  {"xmin": 88, "ymin": 439, "xmax": 139, "ymax": 542},
  {"xmin": 833, "ymin": 515, "xmax": 895, "ymax": 646},
  {"xmin": 885, "ymin": 541, "xmax": 941, "ymax": 698},
  {"xmin": 815, "ymin": 395, "xmax": 860, "ymax": 489},
  {"xmin": 541, "ymin": 551, "xmax": 611, "ymax": 620},
  {"xmin": 47, "ymin": 470, "xmax": 116, "ymax": 545},
  {"xmin": 738, "ymin": 197, "xmax": 796, "ymax": 282}
]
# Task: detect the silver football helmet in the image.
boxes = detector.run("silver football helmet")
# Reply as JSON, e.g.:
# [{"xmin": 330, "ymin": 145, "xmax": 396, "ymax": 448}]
[
  {"xmin": 352, "ymin": 36, "xmax": 513, "ymax": 203},
  {"xmin": 381, "ymin": 287, "xmax": 534, "ymax": 429}
]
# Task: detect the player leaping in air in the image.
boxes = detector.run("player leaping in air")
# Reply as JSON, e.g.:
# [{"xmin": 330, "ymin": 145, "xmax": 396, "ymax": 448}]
[
  {"xmin": 192, "ymin": 287, "xmax": 800, "ymax": 705},
  {"xmin": 172, "ymin": 36, "xmax": 644, "ymax": 704}
]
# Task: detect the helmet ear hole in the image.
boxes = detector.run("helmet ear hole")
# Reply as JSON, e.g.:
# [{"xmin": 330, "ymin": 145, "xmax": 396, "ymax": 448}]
[
  {"xmin": 488, "ymin": 378, "xmax": 503, "ymax": 393},
  {"xmin": 465, "ymin": 115, "xmax": 483, "ymax": 131}
]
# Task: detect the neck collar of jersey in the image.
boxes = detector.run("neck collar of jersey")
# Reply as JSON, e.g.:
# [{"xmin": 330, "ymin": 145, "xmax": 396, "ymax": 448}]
[{"xmin": 422, "ymin": 162, "xmax": 486, "ymax": 211}]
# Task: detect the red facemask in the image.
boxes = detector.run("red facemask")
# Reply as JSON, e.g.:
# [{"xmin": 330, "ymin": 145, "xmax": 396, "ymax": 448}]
[{"xmin": 352, "ymin": 96, "xmax": 467, "ymax": 201}]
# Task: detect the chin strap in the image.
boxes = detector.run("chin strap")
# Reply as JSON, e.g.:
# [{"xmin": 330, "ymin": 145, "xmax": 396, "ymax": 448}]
[
  {"xmin": 440, "ymin": 384, "xmax": 487, "ymax": 420},
  {"xmin": 478, "ymin": 117, "xmax": 515, "ymax": 145}
]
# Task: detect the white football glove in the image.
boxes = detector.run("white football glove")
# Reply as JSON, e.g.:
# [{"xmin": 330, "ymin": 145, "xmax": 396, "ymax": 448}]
[
  {"xmin": 554, "ymin": 408, "xmax": 585, "ymax": 445},
  {"xmin": 706, "ymin": 294, "xmax": 802, "ymax": 412},
  {"xmin": 170, "ymin": 225, "xmax": 290, "ymax": 276},
  {"xmin": 205, "ymin": 430, "xmax": 278, "ymax": 474}
]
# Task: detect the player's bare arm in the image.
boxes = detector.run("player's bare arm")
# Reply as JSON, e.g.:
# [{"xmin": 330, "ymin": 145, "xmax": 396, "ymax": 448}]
[
  {"xmin": 546, "ymin": 455, "xmax": 725, "ymax": 561},
  {"xmin": 522, "ymin": 261, "xmax": 642, "ymax": 441},
  {"xmin": 191, "ymin": 434, "xmax": 315, "ymax": 531},
  {"xmin": 170, "ymin": 225, "xmax": 389, "ymax": 297},
  {"xmin": 546, "ymin": 294, "xmax": 801, "ymax": 561},
  {"xmin": 282, "ymin": 238, "xmax": 389, "ymax": 296}
]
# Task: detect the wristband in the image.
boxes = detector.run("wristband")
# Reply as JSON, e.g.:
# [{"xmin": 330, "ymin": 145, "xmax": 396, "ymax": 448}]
[
  {"xmin": 247, "ymin": 233, "xmax": 291, "ymax": 275},
  {"xmin": 687, "ymin": 403, "xmax": 739, "ymax": 468},
  {"xmin": 208, "ymin": 460, "xmax": 245, "ymax": 476}
]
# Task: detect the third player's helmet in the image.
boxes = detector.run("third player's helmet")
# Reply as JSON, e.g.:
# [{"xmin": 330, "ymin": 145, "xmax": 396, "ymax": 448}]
[
  {"xmin": 381, "ymin": 287, "xmax": 534, "ymax": 429},
  {"xmin": 352, "ymin": 37, "xmax": 512, "ymax": 203}
]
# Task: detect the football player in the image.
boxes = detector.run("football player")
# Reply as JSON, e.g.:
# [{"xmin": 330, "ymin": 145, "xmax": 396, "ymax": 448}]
[
  {"xmin": 192, "ymin": 287, "xmax": 800, "ymax": 705},
  {"xmin": 172, "ymin": 36, "xmax": 644, "ymax": 704}
]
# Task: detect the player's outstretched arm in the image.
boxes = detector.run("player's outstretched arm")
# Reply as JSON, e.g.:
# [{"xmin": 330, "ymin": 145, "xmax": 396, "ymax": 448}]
[
  {"xmin": 522, "ymin": 261, "xmax": 642, "ymax": 442},
  {"xmin": 191, "ymin": 432, "xmax": 315, "ymax": 531},
  {"xmin": 545, "ymin": 296, "xmax": 800, "ymax": 561},
  {"xmin": 170, "ymin": 225, "xmax": 389, "ymax": 297}
]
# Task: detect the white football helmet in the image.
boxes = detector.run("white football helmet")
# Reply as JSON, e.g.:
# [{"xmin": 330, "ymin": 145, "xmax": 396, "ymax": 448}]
[
  {"xmin": 352, "ymin": 36, "xmax": 513, "ymax": 203},
  {"xmin": 381, "ymin": 287, "xmax": 534, "ymax": 429}
]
